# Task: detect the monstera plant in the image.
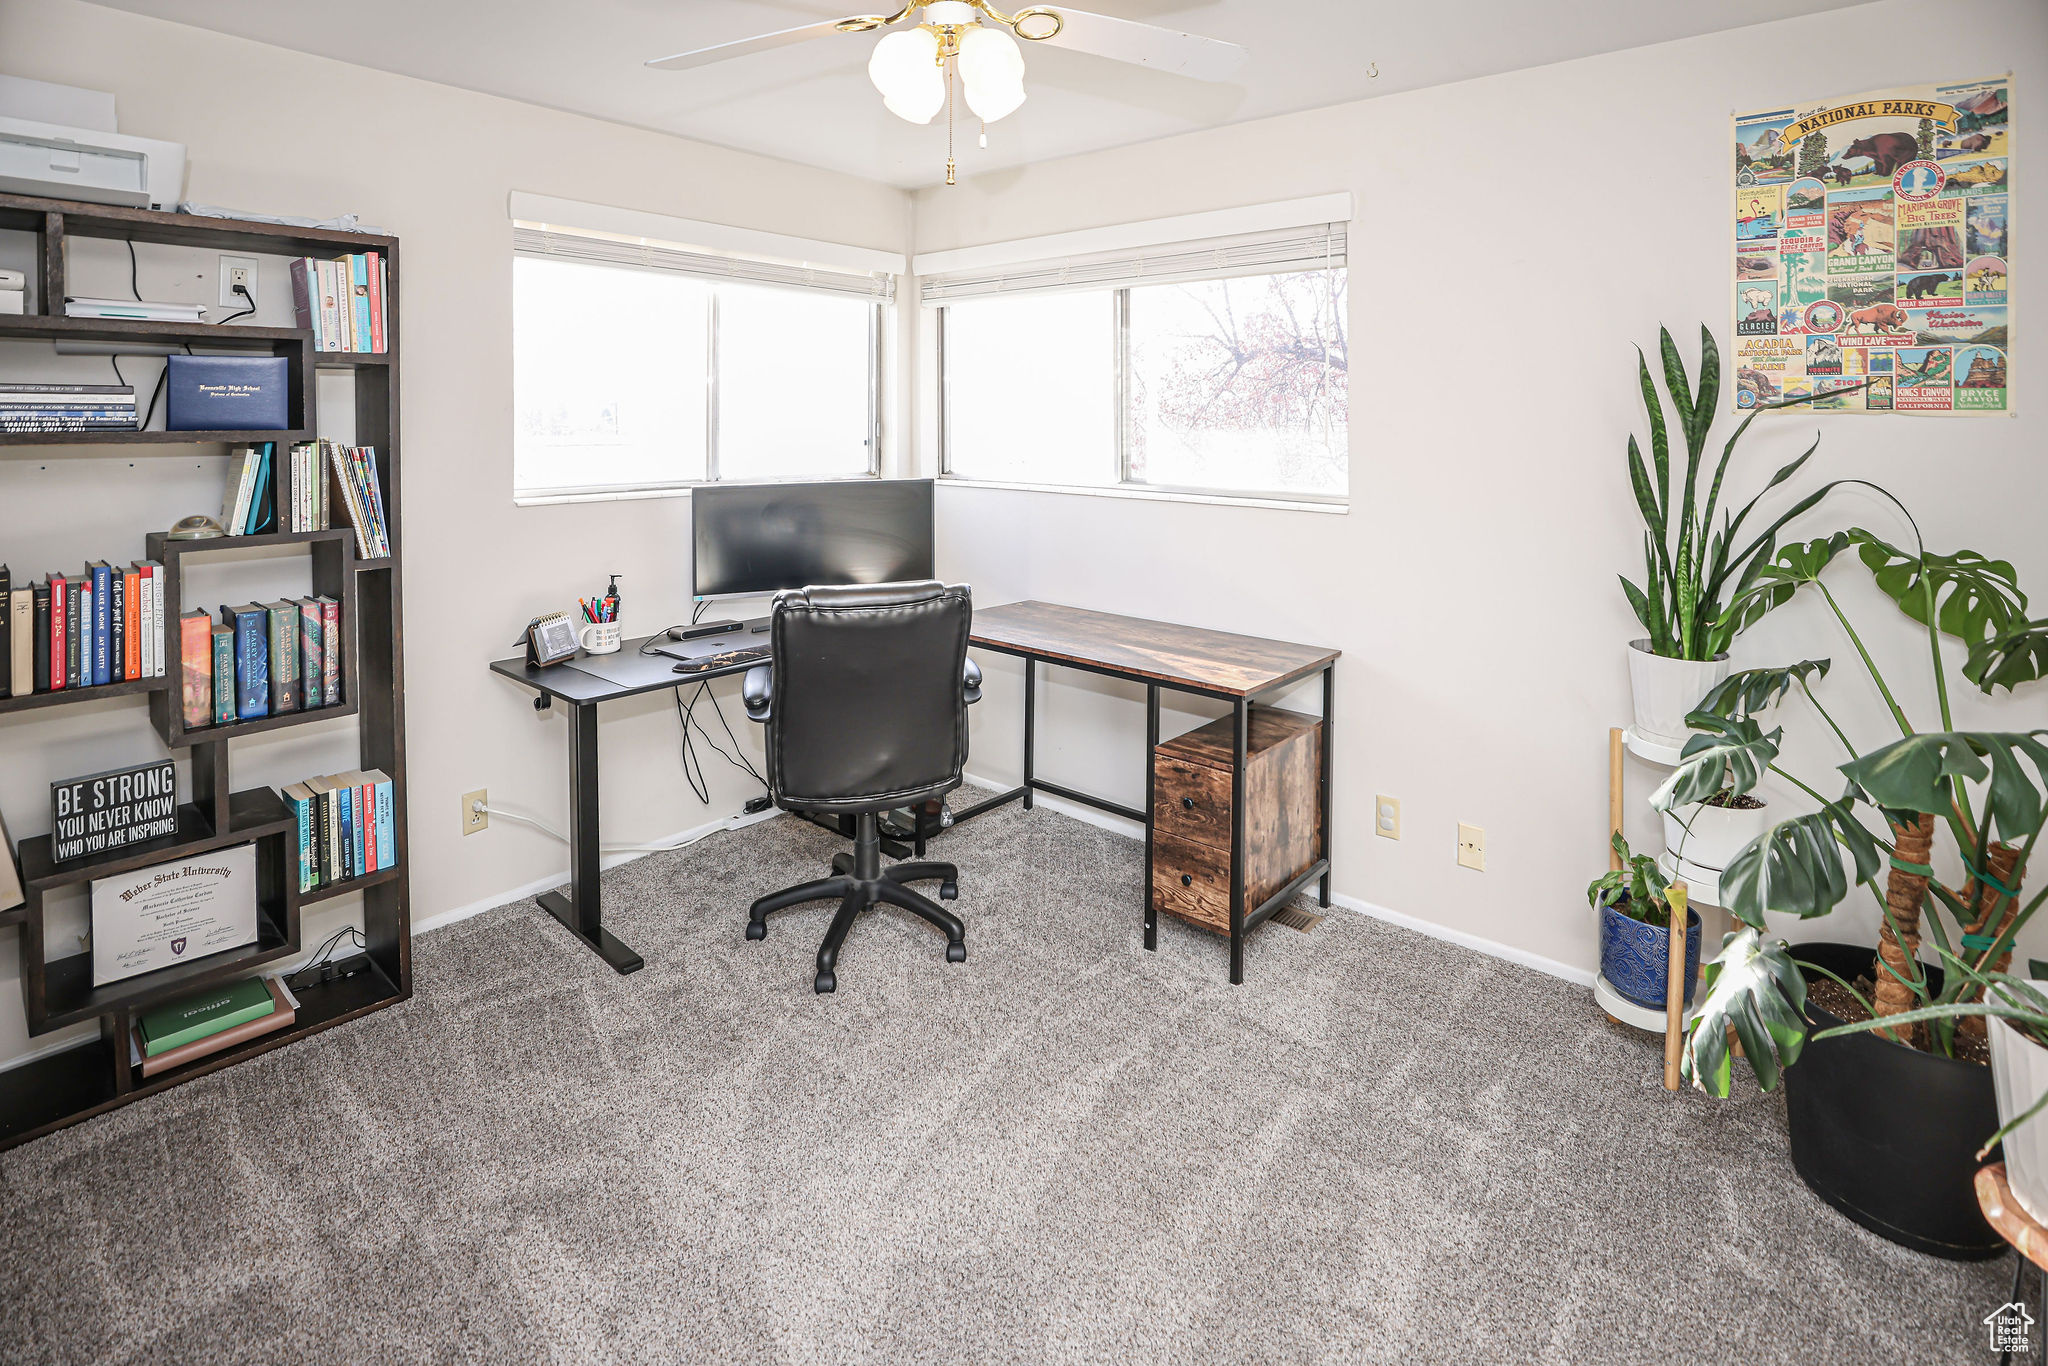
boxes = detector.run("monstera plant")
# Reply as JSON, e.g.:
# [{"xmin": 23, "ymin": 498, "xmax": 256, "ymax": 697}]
[
  {"xmin": 1643, "ymin": 495, "xmax": 2048, "ymax": 1253},
  {"xmin": 1666, "ymin": 514, "xmax": 2048, "ymax": 1091}
]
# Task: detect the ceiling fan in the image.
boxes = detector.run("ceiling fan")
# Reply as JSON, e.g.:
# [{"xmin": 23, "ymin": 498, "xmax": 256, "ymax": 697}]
[{"xmin": 647, "ymin": 1, "xmax": 1250, "ymax": 183}]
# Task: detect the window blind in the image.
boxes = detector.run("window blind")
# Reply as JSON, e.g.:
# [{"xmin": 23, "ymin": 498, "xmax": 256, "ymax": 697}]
[
  {"xmin": 919, "ymin": 223, "xmax": 1346, "ymax": 304},
  {"xmin": 513, "ymin": 223, "xmax": 896, "ymax": 301}
]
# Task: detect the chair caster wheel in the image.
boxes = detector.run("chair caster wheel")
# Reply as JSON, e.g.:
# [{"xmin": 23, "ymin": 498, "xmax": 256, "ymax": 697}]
[
  {"xmin": 815, "ymin": 972, "xmax": 836, "ymax": 994},
  {"xmin": 745, "ymin": 921, "xmax": 766, "ymax": 941},
  {"xmin": 940, "ymin": 881, "xmax": 958, "ymax": 901},
  {"xmin": 947, "ymin": 942, "xmax": 966, "ymax": 963}
]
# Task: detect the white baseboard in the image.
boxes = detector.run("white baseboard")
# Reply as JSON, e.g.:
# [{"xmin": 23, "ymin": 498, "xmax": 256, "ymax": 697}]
[
  {"xmin": 963, "ymin": 769, "xmax": 1596, "ymax": 989},
  {"xmin": 412, "ymin": 806, "xmax": 779, "ymax": 936}
]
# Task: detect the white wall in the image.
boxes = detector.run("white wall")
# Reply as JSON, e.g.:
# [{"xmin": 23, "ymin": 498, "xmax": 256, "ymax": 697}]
[
  {"xmin": 910, "ymin": 0, "xmax": 2047, "ymax": 977},
  {"xmin": 0, "ymin": 1, "xmax": 907, "ymax": 1067}
]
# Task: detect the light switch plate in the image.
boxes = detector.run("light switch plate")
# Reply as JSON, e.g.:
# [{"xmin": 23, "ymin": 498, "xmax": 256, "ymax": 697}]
[
  {"xmin": 1457, "ymin": 823, "xmax": 1486, "ymax": 871},
  {"xmin": 1375, "ymin": 795, "xmax": 1401, "ymax": 840}
]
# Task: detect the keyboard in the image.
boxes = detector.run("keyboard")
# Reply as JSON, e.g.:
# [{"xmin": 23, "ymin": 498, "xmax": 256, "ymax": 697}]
[{"xmin": 671, "ymin": 645, "xmax": 770, "ymax": 675}]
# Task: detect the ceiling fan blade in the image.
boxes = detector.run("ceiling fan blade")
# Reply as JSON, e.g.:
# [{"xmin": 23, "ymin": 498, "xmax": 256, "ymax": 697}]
[
  {"xmin": 646, "ymin": 19, "xmax": 850, "ymax": 72},
  {"xmin": 1034, "ymin": 9, "xmax": 1248, "ymax": 83}
]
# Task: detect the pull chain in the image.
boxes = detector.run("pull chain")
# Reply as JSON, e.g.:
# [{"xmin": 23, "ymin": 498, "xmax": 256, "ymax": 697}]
[{"xmin": 946, "ymin": 63, "xmax": 957, "ymax": 185}]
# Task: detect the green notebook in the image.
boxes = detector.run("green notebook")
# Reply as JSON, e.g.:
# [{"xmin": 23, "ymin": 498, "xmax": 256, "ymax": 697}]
[{"xmin": 137, "ymin": 977, "xmax": 275, "ymax": 1057}]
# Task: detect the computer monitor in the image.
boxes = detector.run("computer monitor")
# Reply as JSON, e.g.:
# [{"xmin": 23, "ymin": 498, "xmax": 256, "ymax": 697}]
[{"xmin": 691, "ymin": 478, "xmax": 936, "ymax": 600}]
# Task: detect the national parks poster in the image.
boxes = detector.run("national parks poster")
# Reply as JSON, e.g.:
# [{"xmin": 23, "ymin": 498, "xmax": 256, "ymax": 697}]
[{"xmin": 1731, "ymin": 76, "xmax": 2012, "ymax": 415}]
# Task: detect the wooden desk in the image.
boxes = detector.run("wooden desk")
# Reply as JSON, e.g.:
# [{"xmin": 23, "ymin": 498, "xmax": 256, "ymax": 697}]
[{"xmin": 962, "ymin": 601, "xmax": 1339, "ymax": 984}]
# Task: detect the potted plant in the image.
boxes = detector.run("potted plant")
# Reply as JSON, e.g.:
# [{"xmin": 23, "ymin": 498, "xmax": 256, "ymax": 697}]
[
  {"xmin": 1669, "ymin": 511, "xmax": 2048, "ymax": 1259},
  {"xmin": 1619, "ymin": 326, "xmax": 1842, "ymax": 744},
  {"xmin": 1810, "ymin": 963, "xmax": 2048, "ymax": 1229},
  {"xmin": 1588, "ymin": 833, "xmax": 1701, "ymax": 1011},
  {"xmin": 1654, "ymin": 709, "xmax": 1777, "ymax": 877}
]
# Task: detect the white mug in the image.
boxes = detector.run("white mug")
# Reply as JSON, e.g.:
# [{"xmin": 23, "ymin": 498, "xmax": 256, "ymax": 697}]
[{"xmin": 579, "ymin": 621, "xmax": 622, "ymax": 654}]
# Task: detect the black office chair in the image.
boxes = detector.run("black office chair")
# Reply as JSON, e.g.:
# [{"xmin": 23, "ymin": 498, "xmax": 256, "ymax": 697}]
[{"xmin": 741, "ymin": 580, "xmax": 982, "ymax": 993}]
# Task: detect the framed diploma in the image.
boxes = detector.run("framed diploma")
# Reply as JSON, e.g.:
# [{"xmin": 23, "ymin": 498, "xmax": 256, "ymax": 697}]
[{"xmin": 91, "ymin": 842, "xmax": 259, "ymax": 987}]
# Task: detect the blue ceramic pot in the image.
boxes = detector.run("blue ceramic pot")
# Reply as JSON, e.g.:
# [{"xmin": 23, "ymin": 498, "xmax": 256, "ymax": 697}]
[{"xmin": 1598, "ymin": 899, "xmax": 1701, "ymax": 1010}]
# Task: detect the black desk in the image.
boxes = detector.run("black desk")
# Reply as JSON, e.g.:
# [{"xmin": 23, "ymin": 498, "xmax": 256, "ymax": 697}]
[{"xmin": 488, "ymin": 637, "xmax": 763, "ymax": 974}]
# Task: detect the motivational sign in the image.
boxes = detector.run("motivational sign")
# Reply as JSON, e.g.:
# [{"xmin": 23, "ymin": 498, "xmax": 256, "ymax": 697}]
[
  {"xmin": 91, "ymin": 842, "xmax": 258, "ymax": 986},
  {"xmin": 51, "ymin": 759, "xmax": 178, "ymax": 863},
  {"xmin": 1731, "ymin": 76, "xmax": 2012, "ymax": 416}
]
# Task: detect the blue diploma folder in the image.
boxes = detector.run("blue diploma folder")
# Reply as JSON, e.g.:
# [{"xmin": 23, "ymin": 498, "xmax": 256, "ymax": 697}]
[{"xmin": 165, "ymin": 355, "xmax": 290, "ymax": 431}]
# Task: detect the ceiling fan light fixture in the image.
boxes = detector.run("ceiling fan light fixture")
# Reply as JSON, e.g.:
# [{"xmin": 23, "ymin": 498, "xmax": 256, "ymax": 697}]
[
  {"xmin": 868, "ymin": 26, "xmax": 946, "ymax": 123},
  {"xmin": 957, "ymin": 25, "xmax": 1027, "ymax": 122},
  {"xmin": 923, "ymin": 1, "xmax": 980, "ymax": 24}
]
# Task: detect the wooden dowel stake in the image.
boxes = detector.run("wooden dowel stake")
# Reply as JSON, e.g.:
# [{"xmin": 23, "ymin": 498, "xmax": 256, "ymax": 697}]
[
  {"xmin": 1609, "ymin": 728, "xmax": 1625, "ymax": 870},
  {"xmin": 1664, "ymin": 883, "xmax": 1690, "ymax": 1091}
]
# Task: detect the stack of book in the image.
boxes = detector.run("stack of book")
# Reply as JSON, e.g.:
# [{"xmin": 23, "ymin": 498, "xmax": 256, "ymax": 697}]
[
  {"xmin": 220, "ymin": 443, "xmax": 279, "ymax": 537},
  {"xmin": 0, "ymin": 561, "xmax": 166, "ymax": 698},
  {"xmin": 178, "ymin": 597, "xmax": 340, "ymax": 731},
  {"xmin": 327, "ymin": 440, "xmax": 391, "ymax": 558},
  {"xmin": 0, "ymin": 383, "xmax": 136, "ymax": 435},
  {"xmin": 130, "ymin": 975, "xmax": 298, "ymax": 1078},
  {"xmin": 283, "ymin": 769, "xmax": 396, "ymax": 891},
  {"xmin": 288, "ymin": 253, "xmax": 388, "ymax": 353},
  {"xmin": 285, "ymin": 442, "xmax": 330, "ymax": 533}
]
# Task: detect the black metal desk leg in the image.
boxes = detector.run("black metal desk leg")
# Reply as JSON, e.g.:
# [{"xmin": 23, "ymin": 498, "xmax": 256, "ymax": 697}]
[
  {"xmin": 1144, "ymin": 683, "xmax": 1160, "ymax": 951},
  {"xmin": 1320, "ymin": 665, "xmax": 1334, "ymax": 908},
  {"xmin": 536, "ymin": 700, "xmax": 644, "ymax": 975},
  {"xmin": 1022, "ymin": 657, "xmax": 1036, "ymax": 811},
  {"xmin": 1229, "ymin": 695, "xmax": 1248, "ymax": 985}
]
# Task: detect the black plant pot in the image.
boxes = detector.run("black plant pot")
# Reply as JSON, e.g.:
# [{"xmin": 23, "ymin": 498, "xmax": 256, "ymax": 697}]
[{"xmin": 1783, "ymin": 942, "xmax": 2004, "ymax": 1260}]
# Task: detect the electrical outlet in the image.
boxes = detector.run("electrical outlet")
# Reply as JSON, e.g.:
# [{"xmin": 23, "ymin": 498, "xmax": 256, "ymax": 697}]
[
  {"xmin": 1375, "ymin": 795, "xmax": 1401, "ymax": 840},
  {"xmin": 1457, "ymin": 823, "xmax": 1486, "ymax": 871},
  {"xmin": 462, "ymin": 789, "xmax": 488, "ymax": 836},
  {"xmin": 218, "ymin": 255, "xmax": 259, "ymax": 308}
]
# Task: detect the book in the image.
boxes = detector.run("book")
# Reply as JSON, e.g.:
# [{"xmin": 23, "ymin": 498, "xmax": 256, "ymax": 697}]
[
  {"xmin": 290, "ymin": 258, "xmax": 316, "ymax": 341},
  {"xmin": 297, "ymin": 599, "xmax": 323, "ymax": 708},
  {"xmin": 107, "ymin": 563, "xmax": 125, "ymax": 683},
  {"xmin": 283, "ymin": 782, "xmax": 317, "ymax": 891},
  {"xmin": 0, "ymin": 564, "xmax": 8, "ymax": 699},
  {"xmin": 317, "ymin": 258, "xmax": 342, "ymax": 350},
  {"xmin": 209, "ymin": 623, "xmax": 236, "ymax": 726},
  {"xmin": 221, "ymin": 446, "xmax": 258, "ymax": 533},
  {"xmin": 62, "ymin": 574, "xmax": 79, "ymax": 690},
  {"xmin": 32, "ymin": 581, "xmax": 50, "ymax": 692},
  {"xmin": 318, "ymin": 597, "xmax": 340, "ymax": 704},
  {"xmin": 243, "ymin": 443, "xmax": 274, "ymax": 535},
  {"xmin": 77, "ymin": 573, "xmax": 91, "ymax": 686},
  {"xmin": 121, "ymin": 564, "xmax": 141, "ymax": 682},
  {"xmin": 306, "ymin": 774, "xmax": 339, "ymax": 882},
  {"xmin": 136, "ymin": 975, "xmax": 275, "ymax": 1057},
  {"xmin": 223, "ymin": 604, "xmax": 268, "ymax": 720},
  {"xmin": 179, "ymin": 610, "xmax": 212, "ymax": 729},
  {"xmin": 341, "ymin": 770, "xmax": 368, "ymax": 875},
  {"xmin": 134, "ymin": 976, "xmax": 297, "ymax": 1078},
  {"xmin": 8, "ymin": 585, "xmax": 30, "ymax": 696},
  {"xmin": 140, "ymin": 562, "xmax": 163, "ymax": 678},
  {"xmin": 369, "ymin": 769, "xmax": 395, "ymax": 869},
  {"xmin": 265, "ymin": 600, "xmax": 300, "ymax": 714},
  {"xmin": 366, "ymin": 251, "xmax": 385, "ymax": 352}
]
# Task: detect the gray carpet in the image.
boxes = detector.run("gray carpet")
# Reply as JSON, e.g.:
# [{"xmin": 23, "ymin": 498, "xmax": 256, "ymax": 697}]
[{"xmin": 0, "ymin": 794, "xmax": 2016, "ymax": 1364}]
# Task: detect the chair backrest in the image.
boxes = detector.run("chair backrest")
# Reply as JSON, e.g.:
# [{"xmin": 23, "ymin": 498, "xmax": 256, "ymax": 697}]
[{"xmin": 764, "ymin": 580, "xmax": 972, "ymax": 814}]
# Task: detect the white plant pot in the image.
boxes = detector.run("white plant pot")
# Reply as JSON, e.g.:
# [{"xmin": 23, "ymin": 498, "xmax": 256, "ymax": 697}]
[
  {"xmin": 1627, "ymin": 640, "xmax": 1730, "ymax": 746},
  {"xmin": 1990, "ymin": 1011, "xmax": 2048, "ymax": 1225},
  {"xmin": 1661, "ymin": 798, "xmax": 1772, "ymax": 873}
]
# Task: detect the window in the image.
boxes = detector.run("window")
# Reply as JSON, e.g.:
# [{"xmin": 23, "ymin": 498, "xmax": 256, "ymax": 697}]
[
  {"xmin": 931, "ymin": 224, "xmax": 1348, "ymax": 502},
  {"xmin": 513, "ymin": 226, "xmax": 889, "ymax": 501}
]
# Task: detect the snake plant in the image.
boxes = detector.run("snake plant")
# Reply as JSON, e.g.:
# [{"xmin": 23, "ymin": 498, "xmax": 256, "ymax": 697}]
[{"xmin": 1620, "ymin": 325, "xmax": 1853, "ymax": 661}]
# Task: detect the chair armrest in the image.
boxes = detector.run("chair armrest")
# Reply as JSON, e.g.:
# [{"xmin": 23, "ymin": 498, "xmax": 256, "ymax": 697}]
[
  {"xmin": 742, "ymin": 665, "xmax": 773, "ymax": 722},
  {"xmin": 963, "ymin": 657, "xmax": 983, "ymax": 705}
]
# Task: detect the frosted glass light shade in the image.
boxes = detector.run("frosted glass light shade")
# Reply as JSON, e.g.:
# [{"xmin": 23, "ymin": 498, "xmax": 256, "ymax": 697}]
[
  {"xmin": 869, "ymin": 28, "xmax": 945, "ymax": 124},
  {"xmin": 957, "ymin": 24, "xmax": 1026, "ymax": 122}
]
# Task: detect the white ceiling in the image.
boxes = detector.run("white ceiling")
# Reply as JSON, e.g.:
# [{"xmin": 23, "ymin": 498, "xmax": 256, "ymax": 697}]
[{"xmin": 93, "ymin": 0, "xmax": 1867, "ymax": 189}]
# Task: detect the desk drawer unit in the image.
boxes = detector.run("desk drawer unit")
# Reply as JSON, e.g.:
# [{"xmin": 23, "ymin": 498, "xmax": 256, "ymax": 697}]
[{"xmin": 1149, "ymin": 707, "xmax": 1322, "ymax": 935}]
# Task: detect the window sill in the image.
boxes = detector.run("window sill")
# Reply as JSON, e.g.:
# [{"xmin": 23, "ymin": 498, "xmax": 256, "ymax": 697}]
[
  {"xmin": 936, "ymin": 477, "xmax": 1348, "ymax": 515},
  {"xmin": 514, "ymin": 485, "xmax": 697, "ymax": 508}
]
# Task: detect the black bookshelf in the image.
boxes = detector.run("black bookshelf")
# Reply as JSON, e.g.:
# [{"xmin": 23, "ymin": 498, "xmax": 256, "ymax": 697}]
[{"xmin": 0, "ymin": 193, "xmax": 409, "ymax": 1149}]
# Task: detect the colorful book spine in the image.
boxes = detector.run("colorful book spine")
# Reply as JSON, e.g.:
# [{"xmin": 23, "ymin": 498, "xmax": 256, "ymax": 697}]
[
  {"xmin": 210, "ymin": 624, "xmax": 235, "ymax": 726},
  {"xmin": 224, "ymin": 604, "xmax": 268, "ymax": 720},
  {"xmin": 32, "ymin": 580, "xmax": 50, "ymax": 692},
  {"xmin": 88, "ymin": 561, "xmax": 110, "ymax": 685},
  {"xmin": 351, "ymin": 782, "xmax": 367, "ymax": 876},
  {"xmin": 375, "ymin": 776, "xmax": 394, "ymax": 868},
  {"xmin": 365, "ymin": 251, "xmax": 385, "ymax": 353},
  {"xmin": 319, "ymin": 597, "xmax": 340, "ymax": 703},
  {"xmin": 283, "ymin": 783, "xmax": 317, "ymax": 891},
  {"xmin": 121, "ymin": 565, "xmax": 141, "ymax": 681},
  {"xmin": 290, "ymin": 258, "xmax": 316, "ymax": 343},
  {"xmin": 8, "ymin": 586, "xmax": 29, "ymax": 697},
  {"xmin": 179, "ymin": 610, "xmax": 212, "ymax": 729},
  {"xmin": 108, "ymin": 565, "xmax": 125, "ymax": 683},
  {"xmin": 337, "ymin": 787, "xmax": 355, "ymax": 880},
  {"xmin": 266, "ymin": 601, "xmax": 300, "ymax": 714},
  {"xmin": 49, "ymin": 572, "xmax": 67, "ymax": 690},
  {"xmin": 142, "ymin": 562, "xmax": 164, "ymax": 677},
  {"xmin": 349, "ymin": 254, "xmax": 372, "ymax": 351},
  {"xmin": 298, "ymin": 599, "xmax": 322, "ymax": 708},
  {"xmin": 316, "ymin": 259, "xmax": 342, "ymax": 351}
]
